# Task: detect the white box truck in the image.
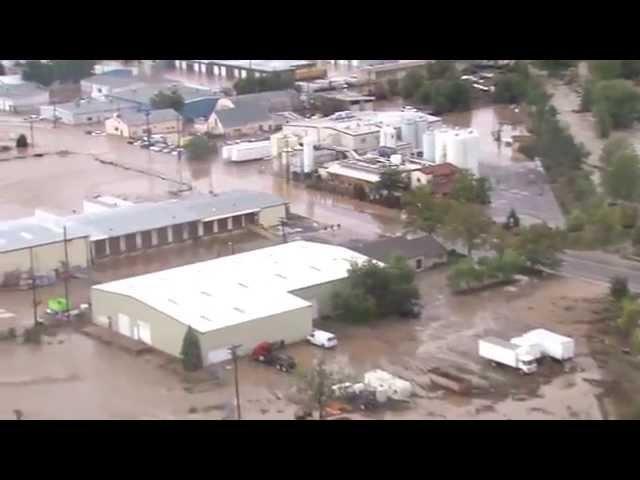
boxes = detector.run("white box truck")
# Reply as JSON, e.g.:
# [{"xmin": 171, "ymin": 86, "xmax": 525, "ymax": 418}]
[
  {"xmin": 518, "ymin": 329, "xmax": 575, "ymax": 361},
  {"xmin": 225, "ymin": 141, "xmax": 271, "ymax": 162},
  {"xmin": 478, "ymin": 337, "xmax": 538, "ymax": 374}
]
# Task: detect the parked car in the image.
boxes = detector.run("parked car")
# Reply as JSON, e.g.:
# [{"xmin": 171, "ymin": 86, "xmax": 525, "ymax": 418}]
[
  {"xmin": 251, "ymin": 340, "xmax": 296, "ymax": 373},
  {"xmin": 399, "ymin": 299, "xmax": 423, "ymax": 319},
  {"xmin": 162, "ymin": 147, "xmax": 173, "ymax": 153},
  {"xmin": 24, "ymin": 115, "xmax": 41, "ymax": 121},
  {"xmin": 306, "ymin": 329, "xmax": 338, "ymax": 349},
  {"xmin": 150, "ymin": 145, "xmax": 163, "ymax": 152},
  {"xmin": 91, "ymin": 130, "xmax": 106, "ymax": 136}
]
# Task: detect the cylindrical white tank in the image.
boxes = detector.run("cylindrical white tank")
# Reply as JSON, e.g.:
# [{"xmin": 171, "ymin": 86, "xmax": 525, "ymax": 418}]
[
  {"xmin": 390, "ymin": 154, "xmax": 402, "ymax": 165},
  {"xmin": 434, "ymin": 128, "xmax": 450, "ymax": 164},
  {"xmin": 379, "ymin": 125, "xmax": 397, "ymax": 148},
  {"xmin": 415, "ymin": 116, "xmax": 427, "ymax": 152},
  {"xmin": 447, "ymin": 131, "xmax": 465, "ymax": 170},
  {"xmin": 401, "ymin": 118, "xmax": 417, "ymax": 150},
  {"xmin": 271, "ymin": 132, "xmax": 283, "ymax": 158},
  {"xmin": 422, "ymin": 129, "xmax": 435, "ymax": 162},
  {"xmin": 303, "ymin": 135, "xmax": 315, "ymax": 173},
  {"xmin": 462, "ymin": 128, "xmax": 480, "ymax": 175}
]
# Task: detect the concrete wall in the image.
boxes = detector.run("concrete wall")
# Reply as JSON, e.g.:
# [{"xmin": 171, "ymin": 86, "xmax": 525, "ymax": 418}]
[
  {"xmin": 0, "ymin": 236, "xmax": 89, "ymax": 277},
  {"xmin": 91, "ymin": 287, "xmax": 313, "ymax": 361},
  {"xmin": 341, "ymin": 132, "xmax": 379, "ymax": 152},
  {"xmin": 259, "ymin": 204, "xmax": 287, "ymax": 228}
]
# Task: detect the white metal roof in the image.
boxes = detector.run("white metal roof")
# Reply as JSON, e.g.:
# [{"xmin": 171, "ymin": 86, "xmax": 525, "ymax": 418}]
[{"xmin": 93, "ymin": 241, "xmax": 373, "ymax": 334}]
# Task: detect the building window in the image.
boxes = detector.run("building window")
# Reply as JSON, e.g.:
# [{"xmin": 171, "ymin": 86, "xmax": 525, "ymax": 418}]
[
  {"xmin": 416, "ymin": 258, "xmax": 424, "ymax": 271},
  {"xmin": 86, "ymin": 116, "xmax": 93, "ymax": 122},
  {"xmin": 360, "ymin": 137, "xmax": 366, "ymax": 144}
]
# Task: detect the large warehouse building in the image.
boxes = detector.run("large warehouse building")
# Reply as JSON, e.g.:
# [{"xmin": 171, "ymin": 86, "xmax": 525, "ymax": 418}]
[
  {"xmin": 0, "ymin": 190, "xmax": 288, "ymax": 286},
  {"xmin": 90, "ymin": 241, "xmax": 372, "ymax": 365}
]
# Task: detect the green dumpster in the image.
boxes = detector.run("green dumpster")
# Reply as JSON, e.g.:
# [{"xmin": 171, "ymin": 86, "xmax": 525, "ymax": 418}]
[{"xmin": 47, "ymin": 297, "xmax": 70, "ymax": 313}]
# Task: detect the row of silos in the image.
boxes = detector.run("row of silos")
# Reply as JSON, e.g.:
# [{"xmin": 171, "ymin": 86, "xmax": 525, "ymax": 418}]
[
  {"xmin": 270, "ymin": 132, "xmax": 316, "ymax": 174},
  {"xmin": 431, "ymin": 128, "xmax": 480, "ymax": 175}
]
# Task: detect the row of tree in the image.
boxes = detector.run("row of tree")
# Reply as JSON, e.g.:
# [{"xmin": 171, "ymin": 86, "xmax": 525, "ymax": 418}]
[
  {"xmin": 21, "ymin": 60, "xmax": 97, "ymax": 87},
  {"xmin": 234, "ymin": 72, "xmax": 294, "ymax": 95},
  {"xmin": 581, "ymin": 61, "xmax": 640, "ymax": 138},
  {"xmin": 396, "ymin": 61, "xmax": 472, "ymax": 114},
  {"xmin": 608, "ymin": 277, "xmax": 640, "ymax": 354}
]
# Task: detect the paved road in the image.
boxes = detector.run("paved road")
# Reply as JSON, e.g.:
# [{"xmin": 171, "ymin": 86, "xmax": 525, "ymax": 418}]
[{"xmin": 557, "ymin": 250, "xmax": 640, "ymax": 291}]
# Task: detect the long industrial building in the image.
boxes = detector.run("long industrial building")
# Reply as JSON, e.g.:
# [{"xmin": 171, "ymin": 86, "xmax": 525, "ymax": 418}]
[
  {"xmin": 91, "ymin": 241, "xmax": 372, "ymax": 365},
  {"xmin": 0, "ymin": 190, "xmax": 288, "ymax": 285}
]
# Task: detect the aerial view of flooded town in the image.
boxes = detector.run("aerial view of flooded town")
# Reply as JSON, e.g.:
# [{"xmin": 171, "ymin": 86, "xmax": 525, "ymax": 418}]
[{"xmin": 2, "ymin": 59, "xmax": 640, "ymax": 420}]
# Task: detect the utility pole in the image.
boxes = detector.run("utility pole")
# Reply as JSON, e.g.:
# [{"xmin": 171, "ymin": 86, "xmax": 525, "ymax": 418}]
[
  {"xmin": 228, "ymin": 344, "xmax": 242, "ymax": 420},
  {"xmin": 279, "ymin": 218, "xmax": 288, "ymax": 244},
  {"xmin": 53, "ymin": 102, "xmax": 57, "ymax": 129},
  {"xmin": 63, "ymin": 225, "xmax": 70, "ymax": 320},
  {"xmin": 29, "ymin": 120, "xmax": 34, "ymax": 147},
  {"xmin": 29, "ymin": 247, "xmax": 38, "ymax": 326}
]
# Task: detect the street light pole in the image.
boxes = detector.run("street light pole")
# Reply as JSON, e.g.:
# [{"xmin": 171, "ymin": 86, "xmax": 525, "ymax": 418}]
[
  {"xmin": 228, "ymin": 344, "xmax": 242, "ymax": 420},
  {"xmin": 29, "ymin": 120, "xmax": 34, "ymax": 147},
  {"xmin": 63, "ymin": 225, "xmax": 70, "ymax": 320}
]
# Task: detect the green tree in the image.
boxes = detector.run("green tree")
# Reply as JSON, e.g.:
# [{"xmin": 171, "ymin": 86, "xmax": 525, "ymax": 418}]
[
  {"xmin": 185, "ymin": 136, "xmax": 213, "ymax": 161},
  {"xmin": 600, "ymin": 137, "xmax": 635, "ymax": 166},
  {"xmin": 535, "ymin": 60, "xmax": 576, "ymax": 78},
  {"xmin": 632, "ymin": 328, "xmax": 640, "ymax": 354},
  {"xmin": 180, "ymin": 326, "xmax": 203, "ymax": 372},
  {"xmin": 505, "ymin": 208, "xmax": 520, "ymax": 229},
  {"xmin": 609, "ymin": 276, "xmax": 630, "ymax": 302},
  {"xmin": 295, "ymin": 358, "xmax": 353, "ymax": 419},
  {"xmin": 617, "ymin": 297, "xmax": 640, "ymax": 335},
  {"xmin": 22, "ymin": 60, "xmax": 54, "ymax": 86},
  {"xmin": 234, "ymin": 72, "xmax": 294, "ymax": 95},
  {"xmin": 426, "ymin": 60, "xmax": 458, "ymax": 81},
  {"xmin": 513, "ymin": 224, "xmax": 564, "ymax": 269},
  {"xmin": 580, "ymin": 79, "xmax": 594, "ymax": 112},
  {"xmin": 594, "ymin": 105, "xmax": 612, "ymax": 138},
  {"xmin": 494, "ymin": 73, "xmax": 529, "ymax": 104},
  {"xmin": 331, "ymin": 287, "xmax": 377, "ymax": 324},
  {"xmin": 567, "ymin": 210, "xmax": 587, "ymax": 232},
  {"xmin": 386, "ymin": 78, "xmax": 400, "ymax": 97},
  {"xmin": 593, "ymin": 79, "xmax": 640, "ymax": 129},
  {"xmin": 590, "ymin": 60, "xmax": 622, "ymax": 81},
  {"xmin": 632, "ymin": 226, "xmax": 640, "ymax": 250},
  {"xmin": 414, "ymin": 82, "xmax": 432, "ymax": 105},
  {"xmin": 620, "ymin": 60, "xmax": 640, "ymax": 80},
  {"xmin": 402, "ymin": 186, "xmax": 450, "ymax": 235},
  {"xmin": 618, "ymin": 205, "xmax": 638, "ymax": 229},
  {"xmin": 443, "ymin": 202, "xmax": 494, "ymax": 256},
  {"xmin": 15, "ymin": 134, "xmax": 28, "ymax": 148},
  {"xmin": 400, "ymin": 70, "xmax": 426, "ymax": 99},
  {"xmin": 51, "ymin": 60, "xmax": 96, "ymax": 84},
  {"xmin": 373, "ymin": 168, "xmax": 409, "ymax": 200},
  {"xmin": 150, "ymin": 90, "xmax": 185, "ymax": 112},
  {"xmin": 603, "ymin": 150, "xmax": 640, "ymax": 202},
  {"xmin": 450, "ymin": 171, "xmax": 492, "ymax": 205},
  {"xmin": 448, "ymin": 258, "xmax": 483, "ymax": 290}
]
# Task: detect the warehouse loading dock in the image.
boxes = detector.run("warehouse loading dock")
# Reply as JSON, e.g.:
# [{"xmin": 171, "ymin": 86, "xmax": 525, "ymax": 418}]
[{"xmin": 90, "ymin": 241, "xmax": 372, "ymax": 365}]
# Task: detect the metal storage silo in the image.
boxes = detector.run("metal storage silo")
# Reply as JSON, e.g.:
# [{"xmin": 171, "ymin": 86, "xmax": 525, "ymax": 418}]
[
  {"xmin": 401, "ymin": 117, "xmax": 417, "ymax": 150},
  {"xmin": 462, "ymin": 128, "xmax": 480, "ymax": 175},
  {"xmin": 303, "ymin": 135, "xmax": 316, "ymax": 173},
  {"xmin": 434, "ymin": 128, "xmax": 450, "ymax": 164},
  {"xmin": 390, "ymin": 154, "xmax": 403, "ymax": 165},
  {"xmin": 447, "ymin": 131, "xmax": 465, "ymax": 170},
  {"xmin": 415, "ymin": 115, "xmax": 428, "ymax": 152},
  {"xmin": 379, "ymin": 125, "xmax": 397, "ymax": 148},
  {"xmin": 422, "ymin": 129, "xmax": 436, "ymax": 162}
]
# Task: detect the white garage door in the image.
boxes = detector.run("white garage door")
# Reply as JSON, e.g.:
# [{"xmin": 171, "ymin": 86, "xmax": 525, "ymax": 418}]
[
  {"xmin": 117, "ymin": 313, "xmax": 131, "ymax": 337},
  {"xmin": 133, "ymin": 321, "xmax": 152, "ymax": 345},
  {"xmin": 206, "ymin": 348, "xmax": 232, "ymax": 366}
]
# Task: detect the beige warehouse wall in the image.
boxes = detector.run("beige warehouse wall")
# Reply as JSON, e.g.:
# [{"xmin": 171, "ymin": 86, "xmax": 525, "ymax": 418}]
[
  {"xmin": 91, "ymin": 288, "xmax": 188, "ymax": 357},
  {"xmin": 291, "ymin": 278, "xmax": 348, "ymax": 319},
  {"xmin": 199, "ymin": 305, "xmax": 313, "ymax": 358},
  {"xmin": 0, "ymin": 237, "xmax": 89, "ymax": 276},
  {"xmin": 259, "ymin": 204, "xmax": 287, "ymax": 228},
  {"xmin": 91, "ymin": 287, "xmax": 313, "ymax": 362}
]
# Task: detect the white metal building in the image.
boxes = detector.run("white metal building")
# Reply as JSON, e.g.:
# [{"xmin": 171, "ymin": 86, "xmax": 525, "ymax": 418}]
[{"xmin": 91, "ymin": 241, "xmax": 372, "ymax": 364}]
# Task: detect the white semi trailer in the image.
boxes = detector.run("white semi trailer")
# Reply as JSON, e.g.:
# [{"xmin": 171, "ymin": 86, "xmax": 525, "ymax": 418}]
[
  {"xmin": 511, "ymin": 329, "xmax": 575, "ymax": 362},
  {"xmin": 478, "ymin": 337, "xmax": 538, "ymax": 374}
]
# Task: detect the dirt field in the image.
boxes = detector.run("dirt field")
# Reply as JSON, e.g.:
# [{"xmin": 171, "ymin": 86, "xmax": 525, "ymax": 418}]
[{"xmin": 2, "ymin": 269, "xmax": 635, "ymax": 420}]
